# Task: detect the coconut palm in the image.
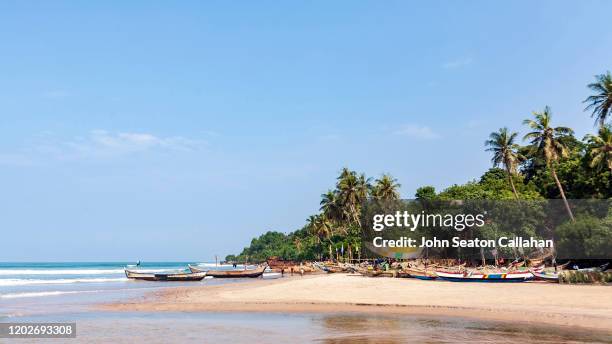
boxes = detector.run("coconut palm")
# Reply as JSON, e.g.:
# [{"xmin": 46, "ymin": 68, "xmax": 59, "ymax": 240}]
[
  {"xmin": 337, "ymin": 169, "xmax": 364, "ymax": 226},
  {"xmin": 320, "ymin": 190, "xmax": 342, "ymax": 222},
  {"xmin": 523, "ymin": 106, "xmax": 575, "ymax": 220},
  {"xmin": 584, "ymin": 125, "xmax": 612, "ymax": 172},
  {"xmin": 306, "ymin": 215, "xmax": 331, "ymax": 241},
  {"xmin": 372, "ymin": 174, "xmax": 401, "ymax": 201},
  {"xmin": 584, "ymin": 71, "xmax": 612, "ymax": 127},
  {"xmin": 356, "ymin": 173, "xmax": 372, "ymax": 202},
  {"xmin": 485, "ymin": 127, "xmax": 523, "ymax": 199},
  {"xmin": 306, "ymin": 214, "xmax": 334, "ymax": 259}
]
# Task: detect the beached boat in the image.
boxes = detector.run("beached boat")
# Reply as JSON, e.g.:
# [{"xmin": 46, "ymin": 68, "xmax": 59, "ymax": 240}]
[
  {"xmin": 531, "ymin": 270, "xmax": 559, "ymax": 283},
  {"xmin": 262, "ymin": 272, "xmax": 283, "ymax": 279},
  {"xmin": 435, "ymin": 270, "xmax": 533, "ymax": 282},
  {"xmin": 154, "ymin": 271, "xmax": 207, "ymax": 281},
  {"xmin": 125, "ymin": 269, "xmax": 158, "ymax": 281},
  {"xmin": 188, "ymin": 264, "xmax": 267, "ymax": 278},
  {"xmin": 125, "ymin": 269, "xmax": 207, "ymax": 281},
  {"xmin": 403, "ymin": 268, "xmax": 438, "ymax": 280},
  {"xmin": 322, "ymin": 265, "xmax": 344, "ymax": 273}
]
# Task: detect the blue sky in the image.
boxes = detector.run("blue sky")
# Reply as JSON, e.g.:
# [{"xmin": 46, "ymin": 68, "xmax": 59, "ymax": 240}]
[{"xmin": 1, "ymin": 1, "xmax": 611, "ymax": 261}]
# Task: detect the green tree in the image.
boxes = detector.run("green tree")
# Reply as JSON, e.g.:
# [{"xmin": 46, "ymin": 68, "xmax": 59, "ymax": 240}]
[
  {"xmin": 415, "ymin": 186, "xmax": 436, "ymax": 200},
  {"xmin": 485, "ymin": 127, "xmax": 523, "ymax": 199},
  {"xmin": 556, "ymin": 214, "xmax": 612, "ymax": 259},
  {"xmin": 584, "ymin": 125, "xmax": 612, "ymax": 172},
  {"xmin": 320, "ymin": 190, "xmax": 342, "ymax": 222},
  {"xmin": 336, "ymin": 168, "xmax": 370, "ymax": 226},
  {"xmin": 584, "ymin": 71, "xmax": 612, "ymax": 127},
  {"xmin": 372, "ymin": 174, "xmax": 401, "ymax": 201},
  {"xmin": 523, "ymin": 107, "xmax": 575, "ymax": 221}
]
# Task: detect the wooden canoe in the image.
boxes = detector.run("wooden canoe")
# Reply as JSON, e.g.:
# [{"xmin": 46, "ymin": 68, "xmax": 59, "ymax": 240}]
[
  {"xmin": 189, "ymin": 264, "xmax": 267, "ymax": 278},
  {"xmin": 531, "ymin": 270, "xmax": 559, "ymax": 283},
  {"xmin": 403, "ymin": 268, "xmax": 438, "ymax": 280},
  {"xmin": 125, "ymin": 269, "xmax": 158, "ymax": 281},
  {"xmin": 435, "ymin": 271, "xmax": 533, "ymax": 282},
  {"xmin": 125, "ymin": 269, "xmax": 207, "ymax": 281},
  {"xmin": 154, "ymin": 271, "xmax": 207, "ymax": 281},
  {"xmin": 323, "ymin": 265, "xmax": 344, "ymax": 273}
]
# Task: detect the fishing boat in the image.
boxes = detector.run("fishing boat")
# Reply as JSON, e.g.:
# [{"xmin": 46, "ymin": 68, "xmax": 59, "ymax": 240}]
[
  {"xmin": 435, "ymin": 270, "xmax": 533, "ymax": 282},
  {"xmin": 125, "ymin": 269, "xmax": 207, "ymax": 281},
  {"xmin": 322, "ymin": 265, "xmax": 344, "ymax": 273},
  {"xmin": 262, "ymin": 272, "xmax": 283, "ymax": 279},
  {"xmin": 531, "ymin": 270, "xmax": 559, "ymax": 283},
  {"xmin": 188, "ymin": 264, "xmax": 267, "ymax": 278},
  {"xmin": 125, "ymin": 269, "xmax": 158, "ymax": 281},
  {"xmin": 154, "ymin": 271, "xmax": 207, "ymax": 281},
  {"xmin": 404, "ymin": 268, "xmax": 438, "ymax": 280}
]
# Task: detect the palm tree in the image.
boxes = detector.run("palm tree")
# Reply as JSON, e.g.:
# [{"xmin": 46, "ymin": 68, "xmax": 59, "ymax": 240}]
[
  {"xmin": 523, "ymin": 106, "xmax": 575, "ymax": 220},
  {"xmin": 584, "ymin": 71, "xmax": 612, "ymax": 127},
  {"xmin": 337, "ymin": 169, "xmax": 364, "ymax": 226},
  {"xmin": 320, "ymin": 190, "xmax": 342, "ymax": 222},
  {"xmin": 372, "ymin": 174, "xmax": 401, "ymax": 201},
  {"xmin": 584, "ymin": 125, "xmax": 612, "ymax": 172},
  {"xmin": 485, "ymin": 127, "xmax": 523, "ymax": 199},
  {"xmin": 306, "ymin": 214, "xmax": 333, "ymax": 259}
]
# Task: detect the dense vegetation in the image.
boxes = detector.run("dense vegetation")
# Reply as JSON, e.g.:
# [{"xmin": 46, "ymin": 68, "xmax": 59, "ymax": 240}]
[{"xmin": 227, "ymin": 71, "xmax": 612, "ymax": 263}]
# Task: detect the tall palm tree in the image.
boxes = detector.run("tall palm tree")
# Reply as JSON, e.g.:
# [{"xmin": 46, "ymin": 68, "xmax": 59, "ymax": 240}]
[
  {"xmin": 356, "ymin": 173, "xmax": 372, "ymax": 202},
  {"xmin": 306, "ymin": 214, "xmax": 333, "ymax": 259},
  {"xmin": 584, "ymin": 71, "xmax": 612, "ymax": 127},
  {"xmin": 485, "ymin": 127, "xmax": 523, "ymax": 199},
  {"xmin": 320, "ymin": 190, "xmax": 342, "ymax": 222},
  {"xmin": 523, "ymin": 106, "xmax": 575, "ymax": 221},
  {"xmin": 372, "ymin": 174, "xmax": 401, "ymax": 201},
  {"xmin": 337, "ymin": 169, "xmax": 363, "ymax": 226},
  {"xmin": 584, "ymin": 125, "xmax": 612, "ymax": 172}
]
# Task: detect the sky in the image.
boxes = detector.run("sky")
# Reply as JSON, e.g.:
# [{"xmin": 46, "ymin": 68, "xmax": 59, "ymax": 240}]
[{"xmin": 1, "ymin": 1, "xmax": 611, "ymax": 261}]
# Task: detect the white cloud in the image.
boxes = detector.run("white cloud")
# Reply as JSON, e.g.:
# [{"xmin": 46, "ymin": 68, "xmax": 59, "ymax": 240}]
[
  {"xmin": 1, "ymin": 130, "xmax": 208, "ymax": 166},
  {"xmin": 442, "ymin": 57, "xmax": 473, "ymax": 69},
  {"xmin": 393, "ymin": 124, "xmax": 440, "ymax": 140},
  {"xmin": 31, "ymin": 130, "xmax": 207, "ymax": 161},
  {"xmin": 79, "ymin": 130, "xmax": 203, "ymax": 154}
]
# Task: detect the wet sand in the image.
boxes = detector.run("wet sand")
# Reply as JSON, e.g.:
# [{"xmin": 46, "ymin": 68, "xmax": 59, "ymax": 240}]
[{"xmin": 102, "ymin": 274, "xmax": 612, "ymax": 332}]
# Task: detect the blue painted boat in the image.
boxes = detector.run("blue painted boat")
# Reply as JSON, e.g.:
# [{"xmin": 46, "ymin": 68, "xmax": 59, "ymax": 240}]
[
  {"xmin": 435, "ymin": 271, "xmax": 534, "ymax": 282},
  {"xmin": 412, "ymin": 275, "xmax": 437, "ymax": 280}
]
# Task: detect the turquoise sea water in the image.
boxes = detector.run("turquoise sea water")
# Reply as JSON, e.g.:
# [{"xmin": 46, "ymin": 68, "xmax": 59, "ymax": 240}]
[{"xmin": 0, "ymin": 261, "xmax": 245, "ymax": 318}]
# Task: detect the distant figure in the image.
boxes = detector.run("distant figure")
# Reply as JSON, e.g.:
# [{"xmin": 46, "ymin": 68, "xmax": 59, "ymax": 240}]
[
  {"xmin": 233, "ymin": 262, "xmax": 237, "ymax": 268},
  {"xmin": 281, "ymin": 268, "xmax": 284, "ymax": 276},
  {"xmin": 136, "ymin": 260, "xmax": 141, "ymax": 267}
]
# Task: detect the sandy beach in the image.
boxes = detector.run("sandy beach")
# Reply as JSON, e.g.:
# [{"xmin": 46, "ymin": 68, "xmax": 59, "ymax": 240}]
[{"xmin": 103, "ymin": 274, "xmax": 612, "ymax": 332}]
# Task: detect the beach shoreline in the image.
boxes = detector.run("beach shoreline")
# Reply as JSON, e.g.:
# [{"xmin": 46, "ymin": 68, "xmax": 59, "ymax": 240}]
[{"xmin": 101, "ymin": 274, "xmax": 612, "ymax": 332}]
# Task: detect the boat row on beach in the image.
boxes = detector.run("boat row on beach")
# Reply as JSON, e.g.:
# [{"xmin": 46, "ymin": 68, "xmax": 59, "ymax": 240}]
[
  {"xmin": 124, "ymin": 264, "xmax": 268, "ymax": 281},
  {"xmin": 124, "ymin": 259, "xmax": 609, "ymax": 284},
  {"xmin": 313, "ymin": 260, "xmax": 610, "ymax": 283}
]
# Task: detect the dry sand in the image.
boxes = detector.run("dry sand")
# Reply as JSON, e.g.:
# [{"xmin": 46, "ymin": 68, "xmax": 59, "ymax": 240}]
[{"xmin": 103, "ymin": 274, "xmax": 612, "ymax": 331}]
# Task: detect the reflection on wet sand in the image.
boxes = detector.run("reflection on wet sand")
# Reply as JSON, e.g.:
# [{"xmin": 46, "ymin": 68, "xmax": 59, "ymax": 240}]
[
  {"xmin": 12, "ymin": 312, "xmax": 612, "ymax": 343},
  {"xmin": 316, "ymin": 314, "xmax": 612, "ymax": 344}
]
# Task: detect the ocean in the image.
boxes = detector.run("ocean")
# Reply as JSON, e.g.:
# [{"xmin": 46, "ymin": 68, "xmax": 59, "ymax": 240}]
[{"xmin": 0, "ymin": 261, "xmax": 245, "ymax": 318}]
